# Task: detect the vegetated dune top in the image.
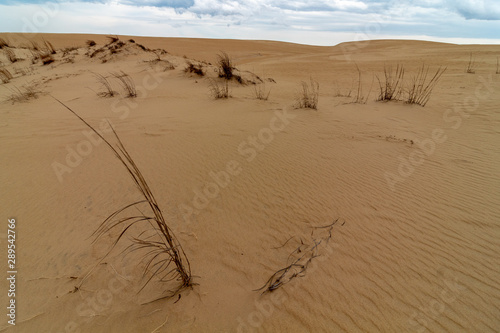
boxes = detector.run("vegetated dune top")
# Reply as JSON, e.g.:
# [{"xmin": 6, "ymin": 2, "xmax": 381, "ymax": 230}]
[{"xmin": 0, "ymin": 33, "xmax": 499, "ymax": 333}]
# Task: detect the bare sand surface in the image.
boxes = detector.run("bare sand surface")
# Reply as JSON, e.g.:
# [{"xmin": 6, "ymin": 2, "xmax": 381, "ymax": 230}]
[{"xmin": 0, "ymin": 33, "xmax": 499, "ymax": 332}]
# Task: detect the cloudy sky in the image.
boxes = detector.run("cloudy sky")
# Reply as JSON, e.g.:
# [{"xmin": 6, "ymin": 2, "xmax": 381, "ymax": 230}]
[{"xmin": 1, "ymin": 0, "xmax": 499, "ymax": 46}]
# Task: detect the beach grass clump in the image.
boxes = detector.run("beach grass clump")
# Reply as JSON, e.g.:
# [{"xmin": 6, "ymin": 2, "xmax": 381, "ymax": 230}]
[
  {"xmin": 377, "ymin": 64, "xmax": 404, "ymax": 102},
  {"xmin": 406, "ymin": 65, "xmax": 446, "ymax": 107},
  {"xmin": 217, "ymin": 51, "xmax": 234, "ymax": 80},
  {"xmin": 53, "ymin": 98, "xmax": 193, "ymax": 302},
  {"xmin": 209, "ymin": 79, "xmax": 230, "ymax": 99},
  {"xmin": 112, "ymin": 71, "xmax": 137, "ymax": 97},
  {"xmin": 295, "ymin": 77, "xmax": 319, "ymax": 109}
]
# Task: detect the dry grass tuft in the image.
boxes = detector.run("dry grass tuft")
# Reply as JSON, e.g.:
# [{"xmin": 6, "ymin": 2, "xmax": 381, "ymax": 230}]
[
  {"xmin": 184, "ymin": 62, "xmax": 204, "ymax": 76},
  {"xmin": 41, "ymin": 53, "xmax": 55, "ymax": 65},
  {"xmin": 6, "ymin": 85, "xmax": 40, "ymax": 103},
  {"xmin": 106, "ymin": 35, "xmax": 120, "ymax": 44},
  {"xmin": 5, "ymin": 48, "xmax": 17, "ymax": 63},
  {"xmin": 52, "ymin": 98, "xmax": 193, "ymax": 303},
  {"xmin": 256, "ymin": 219, "xmax": 343, "ymax": 294},
  {"xmin": 209, "ymin": 79, "xmax": 230, "ymax": 99},
  {"xmin": 43, "ymin": 39, "xmax": 56, "ymax": 54},
  {"xmin": 295, "ymin": 77, "xmax": 319, "ymax": 109},
  {"xmin": 377, "ymin": 64, "xmax": 404, "ymax": 101},
  {"xmin": 217, "ymin": 51, "xmax": 234, "ymax": 80},
  {"xmin": 94, "ymin": 73, "xmax": 116, "ymax": 97},
  {"xmin": 0, "ymin": 67, "xmax": 13, "ymax": 83},
  {"xmin": 406, "ymin": 65, "xmax": 446, "ymax": 107},
  {"xmin": 466, "ymin": 52, "xmax": 476, "ymax": 74},
  {"xmin": 349, "ymin": 64, "xmax": 372, "ymax": 104},
  {"xmin": 0, "ymin": 38, "xmax": 9, "ymax": 49},
  {"xmin": 112, "ymin": 71, "xmax": 137, "ymax": 97},
  {"xmin": 253, "ymin": 83, "xmax": 271, "ymax": 100},
  {"xmin": 86, "ymin": 40, "xmax": 96, "ymax": 47}
]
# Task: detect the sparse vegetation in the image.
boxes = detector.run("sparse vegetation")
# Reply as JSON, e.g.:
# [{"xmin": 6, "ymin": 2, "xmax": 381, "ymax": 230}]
[
  {"xmin": 53, "ymin": 98, "xmax": 193, "ymax": 302},
  {"xmin": 253, "ymin": 83, "xmax": 271, "ymax": 100},
  {"xmin": 256, "ymin": 220, "xmax": 342, "ymax": 294},
  {"xmin": 406, "ymin": 65, "xmax": 446, "ymax": 107},
  {"xmin": 466, "ymin": 52, "xmax": 476, "ymax": 74},
  {"xmin": 106, "ymin": 35, "xmax": 120, "ymax": 44},
  {"xmin": 333, "ymin": 80, "xmax": 353, "ymax": 98},
  {"xmin": 377, "ymin": 64, "xmax": 404, "ymax": 101},
  {"xmin": 295, "ymin": 77, "xmax": 319, "ymax": 109},
  {"xmin": 0, "ymin": 67, "xmax": 13, "ymax": 83},
  {"xmin": 217, "ymin": 51, "xmax": 234, "ymax": 80},
  {"xmin": 43, "ymin": 39, "xmax": 56, "ymax": 54},
  {"xmin": 94, "ymin": 73, "xmax": 115, "ymax": 97},
  {"xmin": 209, "ymin": 79, "xmax": 230, "ymax": 99},
  {"xmin": 62, "ymin": 47, "xmax": 78, "ymax": 57},
  {"xmin": 112, "ymin": 71, "xmax": 137, "ymax": 97},
  {"xmin": 41, "ymin": 53, "xmax": 55, "ymax": 65},
  {"xmin": 86, "ymin": 40, "xmax": 96, "ymax": 47},
  {"xmin": 5, "ymin": 48, "xmax": 17, "ymax": 63},
  {"xmin": 184, "ymin": 62, "xmax": 204, "ymax": 76},
  {"xmin": 350, "ymin": 64, "xmax": 372, "ymax": 104},
  {"xmin": 0, "ymin": 38, "xmax": 9, "ymax": 49},
  {"xmin": 6, "ymin": 85, "xmax": 40, "ymax": 103}
]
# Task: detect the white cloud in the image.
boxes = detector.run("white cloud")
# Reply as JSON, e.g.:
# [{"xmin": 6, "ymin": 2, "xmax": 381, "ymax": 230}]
[{"xmin": 0, "ymin": 0, "xmax": 499, "ymax": 45}]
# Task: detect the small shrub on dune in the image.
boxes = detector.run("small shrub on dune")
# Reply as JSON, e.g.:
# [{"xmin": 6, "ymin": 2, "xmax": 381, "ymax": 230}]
[
  {"xmin": 295, "ymin": 77, "xmax": 319, "ymax": 109},
  {"xmin": 86, "ymin": 40, "xmax": 96, "ymax": 47}
]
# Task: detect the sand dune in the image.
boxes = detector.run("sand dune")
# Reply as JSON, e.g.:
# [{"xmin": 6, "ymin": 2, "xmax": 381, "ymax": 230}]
[{"xmin": 0, "ymin": 33, "xmax": 499, "ymax": 332}]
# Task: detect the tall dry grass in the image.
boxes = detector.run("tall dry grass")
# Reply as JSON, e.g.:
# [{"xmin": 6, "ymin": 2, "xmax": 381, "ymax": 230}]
[
  {"xmin": 295, "ymin": 77, "xmax": 319, "ymax": 109},
  {"xmin": 406, "ymin": 65, "xmax": 446, "ymax": 107},
  {"xmin": 53, "ymin": 98, "xmax": 193, "ymax": 301}
]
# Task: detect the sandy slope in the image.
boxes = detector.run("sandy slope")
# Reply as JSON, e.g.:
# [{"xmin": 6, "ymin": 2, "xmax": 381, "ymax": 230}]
[{"xmin": 0, "ymin": 33, "xmax": 499, "ymax": 332}]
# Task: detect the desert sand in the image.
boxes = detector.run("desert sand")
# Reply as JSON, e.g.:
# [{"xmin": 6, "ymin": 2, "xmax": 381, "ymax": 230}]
[{"xmin": 0, "ymin": 32, "xmax": 499, "ymax": 332}]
